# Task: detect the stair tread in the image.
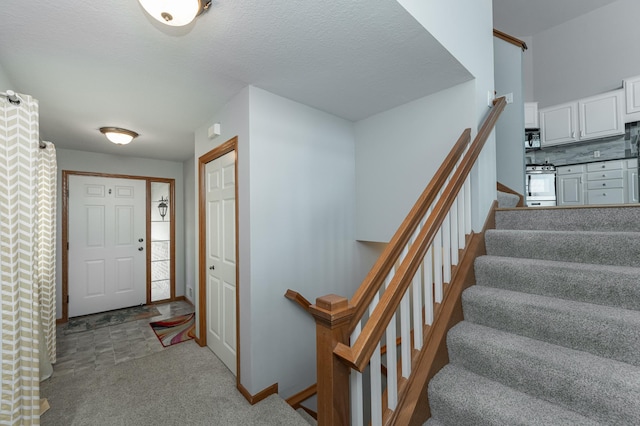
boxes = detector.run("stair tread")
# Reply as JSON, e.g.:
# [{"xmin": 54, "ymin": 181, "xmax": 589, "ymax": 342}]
[
  {"xmin": 484, "ymin": 229, "xmax": 640, "ymax": 267},
  {"xmin": 495, "ymin": 206, "xmax": 640, "ymax": 232},
  {"xmin": 448, "ymin": 321, "xmax": 640, "ymax": 424},
  {"xmin": 474, "ymin": 255, "xmax": 640, "ymax": 311},
  {"xmin": 429, "ymin": 365, "xmax": 600, "ymax": 426},
  {"xmin": 462, "ymin": 285, "xmax": 640, "ymax": 366}
]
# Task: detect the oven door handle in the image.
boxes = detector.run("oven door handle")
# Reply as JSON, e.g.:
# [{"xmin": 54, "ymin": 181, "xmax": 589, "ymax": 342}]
[{"xmin": 527, "ymin": 174, "xmax": 532, "ymax": 196}]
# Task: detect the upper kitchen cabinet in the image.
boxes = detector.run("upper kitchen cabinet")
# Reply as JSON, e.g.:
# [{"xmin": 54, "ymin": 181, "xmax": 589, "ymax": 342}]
[
  {"xmin": 578, "ymin": 90, "xmax": 624, "ymax": 140},
  {"xmin": 540, "ymin": 102, "xmax": 578, "ymax": 146},
  {"xmin": 623, "ymin": 75, "xmax": 640, "ymax": 123},
  {"xmin": 540, "ymin": 90, "xmax": 624, "ymax": 147},
  {"xmin": 524, "ymin": 102, "xmax": 539, "ymax": 129}
]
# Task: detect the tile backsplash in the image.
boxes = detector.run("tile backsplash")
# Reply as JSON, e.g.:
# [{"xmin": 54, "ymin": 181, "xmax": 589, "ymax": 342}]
[{"xmin": 526, "ymin": 121, "xmax": 639, "ymax": 166}]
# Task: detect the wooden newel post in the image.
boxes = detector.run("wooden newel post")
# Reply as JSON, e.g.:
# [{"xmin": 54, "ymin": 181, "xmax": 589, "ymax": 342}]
[{"xmin": 310, "ymin": 294, "xmax": 354, "ymax": 426}]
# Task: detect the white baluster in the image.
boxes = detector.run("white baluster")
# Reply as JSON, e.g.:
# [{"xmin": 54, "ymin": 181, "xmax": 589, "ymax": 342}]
[
  {"xmin": 434, "ymin": 229, "xmax": 443, "ymax": 303},
  {"xmin": 423, "ymin": 245, "xmax": 434, "ymax": 325},
  {"xmin": 350, "ymin": 322, "xmax": 364, "ymax": 426},
  {"xmin": 400, "ymin": 291, "xmax": 411, "ymax": 378},
  {"xmin": 412, "ymin": 271, "xmax": 423, "ymax": 349},
  {"xmin": 464, "ymin": 177, "xmax": 472, "ymax": 234},
  {"xmin": 385, "ymin": 274, "xmax": 398, "ymax": 410},
  {"xmin": 450, "ymin": 199, "xmax": 459, "ymax": 265},
  {"xmin": 369, "ymin": 293, "xmax": 382, "ymax": 426},
  {"xmin": 457, "ymin": 195, "xmax": 466, "ymax": 248},
  {"xmin": 442, "ymin": 213, "xmax": 451, "ymax": 283}
]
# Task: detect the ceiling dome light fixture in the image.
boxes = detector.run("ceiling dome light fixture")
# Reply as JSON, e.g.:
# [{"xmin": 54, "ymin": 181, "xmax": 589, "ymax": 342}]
[
  {"xmin": 99, "ymin": 127, "xmax": 139, "ymax": 145},
  {"xmin": 138, "ymin": 0, "xmax": 212, "ymax": 27}
]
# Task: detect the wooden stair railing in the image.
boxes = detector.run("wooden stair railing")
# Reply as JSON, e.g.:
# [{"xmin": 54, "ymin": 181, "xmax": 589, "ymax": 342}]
[
  {"xmin": 310, "ymin": 97, "xmax": 507, "ymax": 426},
  {"xmin": 285, "ymin": 289, "xmax": 313, "ymax": 314}
]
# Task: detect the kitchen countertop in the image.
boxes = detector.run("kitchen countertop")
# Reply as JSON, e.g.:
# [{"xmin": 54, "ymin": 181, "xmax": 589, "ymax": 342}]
[{"xmin": 554, "ymin": 156, "xmax": 638, "ymax": 167}]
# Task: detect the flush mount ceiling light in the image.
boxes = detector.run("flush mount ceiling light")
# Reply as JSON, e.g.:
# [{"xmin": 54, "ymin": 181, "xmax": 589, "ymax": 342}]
[
  {"xmin": 138, "ymin": 0, "xmax": 212, "ymax": 27},
  {"xmin": 99, "ymin": 127, "xmax": 139, "ymax": 145}
]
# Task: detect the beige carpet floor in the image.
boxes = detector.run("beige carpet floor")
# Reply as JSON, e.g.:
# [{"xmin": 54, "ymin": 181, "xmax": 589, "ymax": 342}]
[{"xmin": 40, "ymin": 341, "xmax": 308, "ymax": 425}]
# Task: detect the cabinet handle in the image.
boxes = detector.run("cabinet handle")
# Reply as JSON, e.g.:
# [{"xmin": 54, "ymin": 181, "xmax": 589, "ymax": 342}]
[
  {"xmin": 602, "ymin": 174, "xmax": 606, "ymax": 177},
  {"xmin": 602, "ymin": 183, "xmax": 606, "ymax": 186},
  {"xmin": 602, "ymin": 165, "xmax": 606, "ymax": 168}
]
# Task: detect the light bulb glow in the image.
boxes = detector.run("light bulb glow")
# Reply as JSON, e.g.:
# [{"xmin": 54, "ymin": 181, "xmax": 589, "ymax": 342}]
[{"xmin": 99, "ymin": 127, "xmax": 138, "ymax": 145}]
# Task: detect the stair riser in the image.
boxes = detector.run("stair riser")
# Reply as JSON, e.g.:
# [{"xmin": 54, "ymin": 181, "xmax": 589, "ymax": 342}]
[
  {"xmin": 474, "ymin": 256, "xmax": 640, "ymax": 311},
  {"xmin": 461, "ymin": 286, "xmax": 640, "ymax": 367},
  {"xmin": 428, "ymin": 365, "xmax": 599, "ymax": 426},
  {"xmin": 447, "ymin": 322, "xmax": 640, "ymax": 425},
  {"xmin": 485, "ymin": 230, "xmax": 640, "ymax": 267}
]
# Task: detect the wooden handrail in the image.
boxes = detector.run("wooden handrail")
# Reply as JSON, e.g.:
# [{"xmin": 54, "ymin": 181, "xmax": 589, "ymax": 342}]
[
  {"xmin": 493, "ymin": 29, "xmax": 528, "ymax": 51},
  {"xmin": 335, "ymin": 97, "xmax": 507, "ymax": 372},
  {"xmin": 285, "ymin": 289, "xmax": 312, "ymax": 314},
  {"xmin": 348, "ymin": 128, "xmax": 471, "ymax": 332}
]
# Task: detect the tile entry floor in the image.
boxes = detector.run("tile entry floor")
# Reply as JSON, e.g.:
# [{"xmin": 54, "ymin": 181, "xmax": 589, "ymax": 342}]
[{"xmin": 52, "ymin": 300, "xmax": 195, "ymax": 378}]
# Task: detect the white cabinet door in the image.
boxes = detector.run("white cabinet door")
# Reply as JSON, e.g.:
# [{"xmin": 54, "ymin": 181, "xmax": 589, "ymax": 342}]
[
  {"xmin": 624, "ymin": 75, "xmax": 640, "ymax": 122},
  {"xmin": 578, "ymin": 90, "xmax": 624, "ymax": 141},
  {"xmin": 626, "ymin": 158, "xmax": 639, "ymax": 203},
  {"xmin": 557, "ymin": 173, "xmax": 584, "ymax": 205},
  {"xmin": 540, "ymin": 102, "xmax": 578, "ymax": 146},
  {"xmin": 524, "ymin": 102, "xmax": 539, "ymax": 129}
]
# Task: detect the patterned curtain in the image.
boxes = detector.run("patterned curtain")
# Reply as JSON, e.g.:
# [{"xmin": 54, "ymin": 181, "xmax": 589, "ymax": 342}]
[
  {"xmin": 0, "ymin": 94, "xmax": 41, "ymax": 424},
  {"xmin": 37, "ymin": 141, "xmax": 57, "ymax": 364}
]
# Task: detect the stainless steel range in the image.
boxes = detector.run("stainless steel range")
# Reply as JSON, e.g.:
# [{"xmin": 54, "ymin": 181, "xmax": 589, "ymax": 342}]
[{"xmin": 526, "ymin": 164, "xmax": 557, "ymax": 207}]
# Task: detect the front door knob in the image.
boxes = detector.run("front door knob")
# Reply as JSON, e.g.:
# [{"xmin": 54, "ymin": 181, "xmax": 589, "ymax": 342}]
[
  {"xmin": 138, "ymin": 247, "xmax": 144, "ymax": 251},
  {"xmin": 209, "ymin": 265, "xmax": 215, "ymax": 270}
]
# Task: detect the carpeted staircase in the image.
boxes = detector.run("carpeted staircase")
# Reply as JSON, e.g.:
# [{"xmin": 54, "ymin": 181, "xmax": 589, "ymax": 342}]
[{"xmin": 426, "ymin": 205, "xmax": 640, "ymax": 425}]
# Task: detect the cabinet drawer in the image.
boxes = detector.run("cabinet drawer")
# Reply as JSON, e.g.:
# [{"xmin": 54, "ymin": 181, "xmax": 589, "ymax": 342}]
[
  {"xmin": 557, "ymin": 165, "xmax": 586, "ymax": 175},
  {"xmin": 587, "ymin": 161, "xmax": 623, "ymax": 172},
  {"xmin": 587, "ymin": 178, "xmax": 624, "ymax": 190},
  {"xmin": 586, "ymin": 169, "xmax": 624, "ymax": 181},
  {"xmin": 587, "ymin": 188, "xmax": 625, "ymax": 204}
]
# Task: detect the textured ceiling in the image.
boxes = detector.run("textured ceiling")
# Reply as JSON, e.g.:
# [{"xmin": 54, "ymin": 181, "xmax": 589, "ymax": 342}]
[
  {"xmin": 493, "ymin": 0, "xmax": 620, "ymax": 37},
  {"xmin": 0, "ymin": 0, "xmax": 471, "ymax": 161}
]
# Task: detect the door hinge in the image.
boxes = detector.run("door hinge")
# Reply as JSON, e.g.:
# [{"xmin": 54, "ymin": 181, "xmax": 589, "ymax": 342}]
[
  {"xmin": 67, "ymin": 242, "xmax": 69, "ymax": 250},
  {"xmin": 66, "ymin": 295, "xmax": 69, "ymax": 303}
]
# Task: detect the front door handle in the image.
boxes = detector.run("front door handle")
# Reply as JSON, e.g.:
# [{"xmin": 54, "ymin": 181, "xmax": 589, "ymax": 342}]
[
  {"xmin": 138, "ymin": 247, "xmax": 144, "ymax": 251},
  {"xmin": 209, "ymin": 265, "xmax": 215, "ymax": 270}
]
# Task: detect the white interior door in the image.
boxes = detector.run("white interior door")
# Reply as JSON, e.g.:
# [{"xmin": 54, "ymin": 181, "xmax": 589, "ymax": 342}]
[
  {"xmin": 68, "ymin": 175, "xmax": 147, "ymax": 317},
  {"xmin": 205, "ymin": 151, "xmax": 237, "ymax": 374}
]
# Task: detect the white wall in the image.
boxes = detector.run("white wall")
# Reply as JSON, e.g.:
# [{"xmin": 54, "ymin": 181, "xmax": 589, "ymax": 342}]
[
  {"xmin": 494, "ymin": 38, "xmax": 525, "ymax": 193},
  {"xmin": 397, "ymin": 0, "xmax": 497, "ymax": 231},
  {"xmin": 247, "ymin": 86, "xmax": 368, "ymax": 396},
  {"xmin": 55, "ymin": 148, "xmax": 186, "ymax": 318},
  {"xmin": 183, "ymin": 157, "xmax": 196, "ymax": 303},
  {"xmin": 355, "ymin": 81, "xmax": 475, "ymax": 242},
  {"xmin": 521, "ymin": 36, "xmax": 534, "ymax": 102},
  {"xmin": 194, "ymin": 86, "xmax": 376, "ymax": 397},
  {"xmin": 531, "ymin": 0, "xmax": 640, "ymax": 107},
  {"xmin": 0, "ymin": 62, "xmax": 13, "ymax": 91}
]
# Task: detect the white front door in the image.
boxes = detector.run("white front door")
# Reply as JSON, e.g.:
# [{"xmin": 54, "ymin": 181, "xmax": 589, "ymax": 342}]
[
  {"xmin": 205, "ymin": 151, "xmax": 237, "ymax": 374},
  {"xmin": 68, "ymin": 175, "xmax": 147, "ymax": 317}
]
